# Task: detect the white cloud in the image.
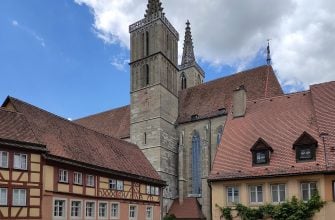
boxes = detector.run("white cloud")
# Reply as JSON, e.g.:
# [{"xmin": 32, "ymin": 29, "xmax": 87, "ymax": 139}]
[
  {"xmin": 11, "ymin": 19, "xmax": 46, "ymax": 47},
  {"xmin": 74, "ymin": 0, "xmax": 335, "ymax": 90}
]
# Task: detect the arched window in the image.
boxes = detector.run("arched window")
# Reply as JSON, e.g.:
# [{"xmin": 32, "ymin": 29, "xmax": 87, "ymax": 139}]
[
  {"xmin": 145, "ymin": 64, "xmax": 150, "ymax": 86},
  {"xmin": 192, "ymin": 131, "xmax": 201, "ymax": 195},
  {"xmin": 217, "ymin": 126, "xmax": 223, "ymax": 146},
  {"xmin": 181, "ymin": 73, "xmax": 187, "ymax": 90}
]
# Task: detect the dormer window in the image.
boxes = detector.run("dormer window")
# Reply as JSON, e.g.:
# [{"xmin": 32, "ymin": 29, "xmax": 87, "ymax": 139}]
[
  {"xmin": 293, "ymin": 132, "xmax": 318, "ymax": 162},
  {"xmin": 250, "ymin": 138, "xmax": 273, "ymax": 166}
]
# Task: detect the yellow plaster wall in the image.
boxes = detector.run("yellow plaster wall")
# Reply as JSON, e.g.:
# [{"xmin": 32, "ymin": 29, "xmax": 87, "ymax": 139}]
[
  {"xmin": 31, "ymin": 163, "xmax": 41, "ymax": 172},
  {"xmin": 18, "ymin": 208, "xmax": 27, "ymax": 217},
  {"xmin": 58, "ymin": 183, "xmax": 69, "ymax": 192},
  {"xmin": 0, "ymin": 170, "xmax": 9, "ymax": 180},
  {"xmin": 86, "ymin": 187, "xmax": 95, "ymax": 196},
  {"xmin": 30, "ymin": 188, "xmax": 40, "ymax": 196},
  {"xmin": 73, "ymin": 185, "xmax": 83, "ymax": 194},
  {"xmin": 43, "ymin": 165, "xmax": 54, "ymax": 191},
  {"xmin": 30, "ymin": 172, "xmax": 40, "ymax": 182},
  {"xmin": 0, "ymin": 207, "xmax": 8, "ymax": 217},
  {"xmin": 30, "ymin": 208, "xmax": 40, "ymax": 217},
  {"xmin": 30, "ymin": 154, "xmax": 41, "ymax": 163},
  {"xmin": 212, "ymin": 174, "xmax": 334, "ymax": 220},
  {"xmin": 12, "ymin": 171, "xmax": 28, "ymax": 181},
  {"xmin": 30, "ymin": 197, "xmax": 40, "ymax": 206}
]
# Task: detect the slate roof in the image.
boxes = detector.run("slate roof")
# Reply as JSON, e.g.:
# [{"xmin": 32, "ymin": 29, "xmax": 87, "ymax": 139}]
[
  {"xmin": 209, "ymin": 81, "xmax": 335, "ymax": 181},
  {"xmin": 2, "ymin": 97, "xmax": 163, "ymax": 184},
  {"xmin": 168, "ymin": 198, "xmax": 206, "ymax": 219},
  {"xmin": 75, "ymin": 105, "xmax": 130, "ymax": 139},
  {"xmin": 0, "ymin": 108, "xmax": 42, "ymax": 146}
]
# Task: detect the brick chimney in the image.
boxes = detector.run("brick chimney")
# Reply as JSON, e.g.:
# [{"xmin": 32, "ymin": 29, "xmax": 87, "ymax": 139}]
[{"xmin": 232, "ymin": 85, "xmax": 247, "ymax": 118}]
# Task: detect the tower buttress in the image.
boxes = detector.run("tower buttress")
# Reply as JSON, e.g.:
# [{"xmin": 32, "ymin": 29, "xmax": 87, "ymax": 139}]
[{"xmin": 179, "ymin": 20, "xmax": 205, "ymax": 91}]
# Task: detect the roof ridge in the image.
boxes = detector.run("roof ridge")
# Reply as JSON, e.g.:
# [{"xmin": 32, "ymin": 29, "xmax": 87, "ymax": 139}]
[
  {"xmin": 75, "ymin": 104, "xmax": 130, "ymax": 121},
  {"xmin": 311, "ymin": 80, "xmax": 335, "ymax": 88},
  {"xmin": 246, "ymin": 89, "xmax": 311, "ymax": 104},
  {"xmin": 7, "ymin": 97, "xmax": 137, "ymax": 148}
]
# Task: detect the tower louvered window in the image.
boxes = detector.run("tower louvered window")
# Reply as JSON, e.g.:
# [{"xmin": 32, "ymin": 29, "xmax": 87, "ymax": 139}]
[
  {"xmin": 181, "ymin": 73, "xmax": 187, "ymax": 90},
  {"xmin": 192, "ymin": 131, "xmax": 201, "ymax": 195}
]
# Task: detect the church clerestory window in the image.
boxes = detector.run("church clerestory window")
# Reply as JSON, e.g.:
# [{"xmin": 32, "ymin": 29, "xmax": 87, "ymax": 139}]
[{"xmin": 191, "ymin": 131, "xmax": 202, "ymax": 195}]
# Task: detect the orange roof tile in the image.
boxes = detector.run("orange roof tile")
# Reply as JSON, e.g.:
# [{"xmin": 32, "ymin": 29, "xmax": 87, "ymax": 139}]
[{"xmin": 168, "ymin": 198, "xmax": 205, "ymax": 219}]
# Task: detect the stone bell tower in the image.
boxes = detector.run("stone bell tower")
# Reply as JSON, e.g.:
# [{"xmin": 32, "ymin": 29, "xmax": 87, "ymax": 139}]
[{"xmin": 129, "ymin": 0, "xmax": 179, "ymax": 212}]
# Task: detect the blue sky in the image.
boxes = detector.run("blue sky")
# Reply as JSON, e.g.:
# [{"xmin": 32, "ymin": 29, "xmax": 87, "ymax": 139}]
[{"xmin": 1, "ymin": 0, "xmax": 332, "ymax": 119}]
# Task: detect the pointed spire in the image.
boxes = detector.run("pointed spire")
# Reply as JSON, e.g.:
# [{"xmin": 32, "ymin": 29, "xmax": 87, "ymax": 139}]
[
  {"xmin": 266, "ymin": 39, "xmax": 272, "ymax": 65},
  {"xmin": 181, "ymin": 20, "xmax": 196, "ymax": 66},
  {"xmin": 145, "ymin": 0, "xmax": 164, "ymax": 18}
]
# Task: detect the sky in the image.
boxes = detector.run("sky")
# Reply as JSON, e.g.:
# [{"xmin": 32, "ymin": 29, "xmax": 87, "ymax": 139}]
[{"xmin": 0, "ymin": 0, "xmax": 334, "ymax": 120}]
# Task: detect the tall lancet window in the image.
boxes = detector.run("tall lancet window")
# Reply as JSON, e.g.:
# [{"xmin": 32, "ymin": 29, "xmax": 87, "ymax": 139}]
[
  {"xmin": 146, "ymin": 31, "xmax": 150, "ymax": 56},
  {"xmin": 181, "ymin": 73, "xmax": 187, "ymax": 90},
  {"xmin": 217, "ymin": 126, "xmax": 223, "ymax": 146},
  {"xmin": 145, "ymin": 64, "xmax": 150, "ymax": 86},
  {"xmin": 192, "ymin": 131, "xmax": 201, "ymax": 195}
]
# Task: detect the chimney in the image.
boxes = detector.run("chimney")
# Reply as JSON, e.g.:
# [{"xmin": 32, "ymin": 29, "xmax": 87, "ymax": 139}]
[{"xmin": 232, "ymin": 85, "xmax": 247, "ymax": 118}]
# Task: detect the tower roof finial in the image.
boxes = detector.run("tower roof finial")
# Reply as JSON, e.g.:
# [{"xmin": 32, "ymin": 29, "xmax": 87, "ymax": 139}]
[
  {"xmin": 145, "ymin": 0, "xmax": 164, "ymax": 18},
  {"xmin": 266, "ymin": 39, "xmax": 272, "ymax": 65},
  {"xmin": 181, "ymin": 20, "xmax": 195, "ymax": 66}
]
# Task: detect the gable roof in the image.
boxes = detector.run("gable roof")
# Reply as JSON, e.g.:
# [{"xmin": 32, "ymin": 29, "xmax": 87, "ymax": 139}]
[
  {"xmin": 2, "ymin": 97, "xmax": 162, "ymax": 184},
  {"xmin": 75, "ymin": 105, "xmax": 130, "ymax": 139},
  {"xmin": 178, "ymin": 65, "xmax": 283, "ymax": 123},
  {"xmin": 0, "ymin": 108, "xmax": 43, "ymax": 147},
  {"xmin": 210, "ymin": 90, "xmax": 326, "ymax": 181}
]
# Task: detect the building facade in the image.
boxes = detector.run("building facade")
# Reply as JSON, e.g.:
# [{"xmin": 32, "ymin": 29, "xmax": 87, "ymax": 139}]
[
  {"xmin": 0, "ymin": 97, "xmax": 165, "ymax": 220},
  {"xmin": 209, "ymin": 82, "xmax": 335, "ymax": 220}
]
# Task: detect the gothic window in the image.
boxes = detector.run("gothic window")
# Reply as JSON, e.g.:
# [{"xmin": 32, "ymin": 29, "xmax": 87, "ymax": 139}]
[
  {"xmin": 192, "ymin": 131, "xmax": 201, "ymax": 195},
  {"xmin": 146, "ymin": 31, "xmax": 150, "ymax": 56},
  {"xmin": 250, "ymin": 138, "xmax": 273, "ymax": 166},
  {"xmin": 216, "ymin": 126, "xmax": 223, "ymax": 146},
  {"xmin": 293, "ymin": 132, "xmax": 318, "ymax": 162},
  {"xmin": 181, "ymin": 73, "xmax": 187, "ymax": 90}
]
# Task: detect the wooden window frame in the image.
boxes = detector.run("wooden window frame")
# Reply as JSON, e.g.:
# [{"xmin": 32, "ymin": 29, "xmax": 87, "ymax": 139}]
[
  {"xmin": 58, "ymin": 169, "xmax": 69, "ymax": 183},
  {"xmin": 12, "ymin": 188, "xmax": 27, "ymax": 207},
  {"xmin": 70, "ymin": 199, "xmax": 82, "ymax": 219},
  {"xmin": 227, "ymin": 186, "xmax": 240, "ymax": 205},
  {"xmin": 129, "ymin": 204, "xmax": 138, "ymax": 220},
  {"xmin": 85, "ymin": 200, "xmax": 96, "ymax": 219},
  {"xmin": 0, "ymin": 151, "xmax": 8, "ymax": 168},
  {"xmin": 98, "ymin": 201, "xmax": 108, "ymax": 219},
  {"xmin": 86, "ymin": 175, "xmax": 95, "ymax": 187},
  {"xmin": 13, "ymin": 153, "xmax": 28, "ymax": 170},
  {"xmin": 146, "ymin": 206, "xmax": 153, "ymax": 220},
  {"xmin": 53, "ymin": 198, "xmax": 67, "ymax": 218},
  {"xmin": 0, "ymin": 188, "xmax": 8, "ymax": 206},
  {"xmin": 73, "ymin": 172, "xmax": 83, "ymax": 185},
  {"xmin": 270, "ymin": 184, "xmax": 286, "ymax": 203},
  {"xmin": 110, "ymin": 202, "xmax": 120, "ymax": 219}
]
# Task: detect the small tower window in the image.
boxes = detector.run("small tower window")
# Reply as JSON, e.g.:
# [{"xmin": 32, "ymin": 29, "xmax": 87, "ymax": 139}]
[
  {"xmin": 145, "ymin": 64, "xmax": 150, "ymax": 86},
  {"xmin": 181, "ymin": 73, "xmax": 187, "ymax": 90},
  {"xmin": 144, "ymin": 132, "xmax": 147, "ymax": 145},
  {"xmin": 146, "ymin": 31, "xmax": 150, "ymax": 56}
]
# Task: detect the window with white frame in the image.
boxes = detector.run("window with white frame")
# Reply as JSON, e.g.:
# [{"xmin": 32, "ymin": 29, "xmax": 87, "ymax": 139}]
[
  {"xmin": 146, "ymin": 206, "xmax": 153, "ymax": 220},
  {"xmin": 116, "ymin": 180, "xmax": 124, "ymax": 191},
  {"xmin": 146, "ymin": 185, "xmax": 157, "ymax": 195},
  {"xmin": 71, "ymin": 200, "xmax": 82, "ymax": 218},
  {"xmin": 111, "ymin": 203, "xmax": 119, "ymax": 218},
  {"xmin": 13, "ymin": 189, "xmax": 26, "ymax": 206},
  {"xmin": 129, "ymin": 205, "xmax": 137, "ymax": 220},
  {"xmin": 249, "ymin": 185, "xmax": 263, "ymax": 203},
  {"xmin": 87, "ymin": 175, "xmax": 95, "ymax": 187},
  {"xmin": 109, "ymin": 179, "xmax": 117, "ymax": 190},
  {"xmin": 54, "ymin": 199, "xmax": 66, "ymax": 218},
  {"xmin": 301, "ymin": 182, "xmax": 317, "ymax": 201},
  {"xmin": 73, "ymin": 172, "xmax": 82, "ymax": 185},
  {"xmin": 155, "ymin": 187, "xmax": 160, "ymax": 196},
  {"xmin": 99, "ymin": 202, "xmax": 108, "ymax": 218},
  {"xmin": 227, "ymin": 186, "xmax": 240, "ymax": 204},
  {"xmin": 0, "ymin": 151, "xmax": 8, "ymax": 168},
  {"xmin": 271, "ymin": 184, "xmax": 286, "ymax": 203},
  {"xmin": 58, "ymin": 169, "xmax": 68, "ymax": 183},
  {"xmin": 13, "ymin": 153, "xmax": 27, "ymax": 170},
  {"xmin": 86, "ymin": 201, "xmax": 96, "ymax": 218},
  {"xmin": 0, "ymin": 188, "xmax": 8, "ymax": 205}
]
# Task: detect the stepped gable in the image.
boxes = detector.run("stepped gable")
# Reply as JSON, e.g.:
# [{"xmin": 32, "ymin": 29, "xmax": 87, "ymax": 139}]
[
  {"xmin": 311, "ymin": 81, "xmax": 335, "ymax": 166},
  {"xmin": 2, "ymin": 97, "xmax": 162, "ymax": 183},
  {"xmin": 75, "ymin": 105, "xmax": 130, "ymax": 139},
  {"xmin": 0, "ymin": 107, "xmax": 42, "ymax": 145},
  {"xmin": 168, "ymin": 198, "xmax": 206, "ymax": 220},
  {"xmin": 178, "ymin": 65, "xmax": 283, "ymax": 124},
  {"xmin": 209, "ymin": 89, "xmax": 331, "ymax": 181}
]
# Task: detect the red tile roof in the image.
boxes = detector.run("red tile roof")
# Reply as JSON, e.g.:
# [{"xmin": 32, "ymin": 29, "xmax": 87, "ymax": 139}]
[
  {"xmin": 0, "ymin": 108, "xmax": 42, "ymax": 145},
  {"xmin": 311, "ymin": 81, "xmax": 335, "ymax": 166},
  {"xmin": 178, "ymin": 65, "xmax": 283, "ymax": 123},
  {"xmin": 75, "ymin": 105, "xmax": 130, "ymax": 139},
  {"xmin": 2, "ymin": 97, "xmax": 162, "ymax": 184},
  {"xmin": 168, "ymin": 198, "xmax": 206, "ymax": 219},
  {"xmin": 210, "ymin": 90, "xmax": 328, "ymax": 181}
]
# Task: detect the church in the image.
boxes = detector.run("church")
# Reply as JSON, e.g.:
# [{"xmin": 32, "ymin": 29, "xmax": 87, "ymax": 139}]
[{"xmin": 75, "ymin": 0, "xmax": 283, "ymax": 219}]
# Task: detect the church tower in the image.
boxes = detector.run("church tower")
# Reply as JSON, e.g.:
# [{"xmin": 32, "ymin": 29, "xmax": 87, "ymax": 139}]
[
  {"xmin": 129, "ymin": 0, "xmax": 179, "ymax": 212},
  {"xmin": 179, "ymin": 21, "xmax": 205, "ymax": 91}
]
